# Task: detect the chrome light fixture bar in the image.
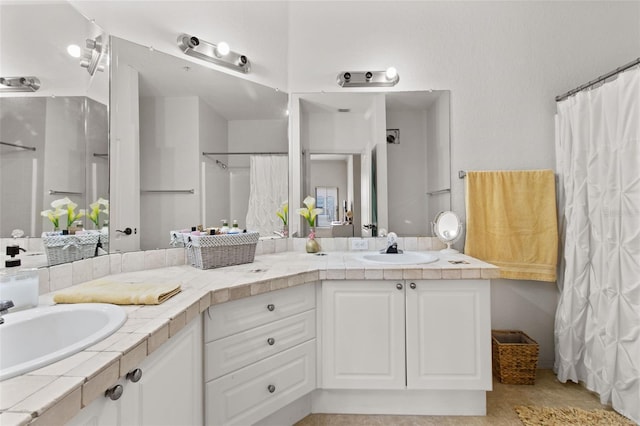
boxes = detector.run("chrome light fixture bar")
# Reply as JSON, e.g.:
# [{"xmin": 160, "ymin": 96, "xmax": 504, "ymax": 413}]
[
  {"xmin": 80, "ymin": 35, "xmax": 106, "ymax": 76},
  {"xmin": 0, "ymin": 76, "xmax": 41, "ymax": 92},
  {"xmin": 337, "ymin": 68, "xmax": 399, "ymax": 87},
  {"xmin": 177, "ymin": 33, "xmax": 250, "ymax": 74}
]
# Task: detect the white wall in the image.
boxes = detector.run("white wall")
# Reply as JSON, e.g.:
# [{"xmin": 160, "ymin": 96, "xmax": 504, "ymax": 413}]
[
  {"xmin": 44, "ymin": 97, "xmax": 86, "ymax": 226},
  {"xmin": 0, "ymin": 98, "xmax": 46, "ymax": 237},
  {"xmin": 199, "ymin": 99, "xmax": 229, "ymax": 228},
  {"xmin": 386, "ymin": 108, "xmax": 428, "ymax": 236},
  {"xmin": 426, "ymin": 93, "xmax": 451, "ymax": 223},
  {"xmin": 139, "ymin": 96, "xmax": 200, "ymax": 250},
  {"xmin": 287, "ymin": 1, "xmax": 640, "ymax": 368}
]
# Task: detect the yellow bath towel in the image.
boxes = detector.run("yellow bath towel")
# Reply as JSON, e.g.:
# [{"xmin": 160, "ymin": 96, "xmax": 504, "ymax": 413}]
[
  {"xmin": 464, "ymin": 170, "xmax": 558, "ymax": 282},
  {"xmin": 53, "ymin": 279, "xmax": 182, "ymax": 305}
]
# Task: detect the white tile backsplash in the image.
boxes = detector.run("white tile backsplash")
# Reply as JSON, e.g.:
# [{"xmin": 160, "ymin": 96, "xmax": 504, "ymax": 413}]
[
  {"xmin": 122, "ymin": 251, "xmax": 145, "ymax": 272},
  {"xmin": 109, "ymin": 253, "xmax": 122, "ymax": 275},
  {"xmin": 144, "ymin": 249, "xmax": 166, "ymax": 270},
  {"xmin": 92, "ymin": 255, "xmax": 111, "ymax": 279},
  {"xmin": 72, "ymin": 259, "xmax": 93, "ymax": 285},
  {"xmin": 48, "ymin": 263, "xmax": 73, "ymax": 291},
  {"xmin": 165, "ymin": 248, "xmax": 186, "ymax": 266}
]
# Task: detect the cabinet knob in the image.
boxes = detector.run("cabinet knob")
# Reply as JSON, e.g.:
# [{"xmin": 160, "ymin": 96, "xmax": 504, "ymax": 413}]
[
  {"xmin": 410, "ymin": 282, "xmax": 417, "ymax": 289},
  {"xmin": 126, "ymin": 368, "xmax": 143, "ymax": 383},
  {"xmin": 267, "ymin": 337, "xmax": 275, "ymax": 346},
  {"xmin": 396, "ymin": 283, "xmax": 403, "ymax": 290},
  {"xmin": 267, "ymin": 384, "xmax": 276, "ymax": 393},
  {"xmin": 105, "ymin": 384, "xmax": 123, "ymax": 401},
  {"xmin": 267, "ymin": 304, "xmax": 275, "ymax": 311}
]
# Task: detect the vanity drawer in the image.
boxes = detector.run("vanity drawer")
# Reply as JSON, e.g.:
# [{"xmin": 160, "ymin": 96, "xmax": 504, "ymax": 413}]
[
  {"xmin": 205, "ymin": 340, "xmax": 316, "ymax": 426},
  {"xmin": 205, "ymin": 310, "xmax": 316, "ymax": 381},
  {"xmin": 205, "ymin": 283, "xmax": 315, "ymax": 341}
]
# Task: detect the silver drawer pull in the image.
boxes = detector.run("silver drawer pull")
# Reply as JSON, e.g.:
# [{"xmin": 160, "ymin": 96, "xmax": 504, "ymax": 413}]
[
  {"xmin": 396, "ymin": 283, "xmax": 403, "ymax": 290},
  {"xmin": 267, "ymin": 384, "xmax": 276, "ymax": 393},
  {"xmin": 105, "ymin": 384, "xmax": 123, "ymax": 401},
  {"xmin": 267, "ymin": 337, "xmax": 275, "ymax": 346},
  {"xmin": 126, "ymin": 368, "xmax": 143, "ymax": 383},
  {"xmin": 410, "ymin": 282, "xmax": 417, "ymax": 289},
  {"xmin": 267, "ymin": 304, "xmax": 275, "ymax": 311}
]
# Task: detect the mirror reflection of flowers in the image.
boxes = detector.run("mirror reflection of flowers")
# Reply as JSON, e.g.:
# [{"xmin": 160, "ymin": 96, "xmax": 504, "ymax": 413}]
[
  {"xmin": 88, "ymin": 198, "xmax": 109, "ymax": 228},
  {"xmin": 40, "ymin": 202, "xmax": 65, "ymax": 231},
  {"xmin": 276, "ymin": 201, "xmax": 288, "ymax": 226},
  {"xmin": 54, "ymin": 197, "xmax": 85, "ymax": 229},
  {"xmin": 296, "ymin": 196, "xmax": 322, "ymax": 238}
]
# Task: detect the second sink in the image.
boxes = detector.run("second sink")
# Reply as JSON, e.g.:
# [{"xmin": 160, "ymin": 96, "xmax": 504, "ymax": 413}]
[{"xmin": 361, "ymin": 252, "xmax": 439, "ymax": 265}]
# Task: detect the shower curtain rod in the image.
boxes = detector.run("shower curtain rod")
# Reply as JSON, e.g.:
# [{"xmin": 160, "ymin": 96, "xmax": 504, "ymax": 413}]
[
  {"xmin": 202, "ymin": 151, "xmax": 287, "ymax": 156},
  {"xmin": 555, "ymin": 57, "xmax": 640, "ymax": 102}
]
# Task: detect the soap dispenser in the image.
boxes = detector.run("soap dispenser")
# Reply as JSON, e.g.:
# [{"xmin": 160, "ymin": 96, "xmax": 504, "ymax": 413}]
[
  {"xmin": 220, "ymin": 219, "xmax": 230, "ymax": 234},
  {"xmin": 229, "ymin": 219, "xmax": 240, "ymax": 234},
  {"xmin": 1, "ymin": 246, "xmax": 39, "ymax": 311}
]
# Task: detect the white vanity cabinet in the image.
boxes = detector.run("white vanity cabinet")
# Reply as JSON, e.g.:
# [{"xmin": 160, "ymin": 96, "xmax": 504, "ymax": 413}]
[
  {"xmin": 204, "ymin": 283, "xmax": 317, "ymax": 426},
  {"xmin": 68, "ymin": 315, "xmax": 203, "ymax": 426},
  {"xmin": 322, "ymin": 279, "xmax": 491, "ymax": 391}
]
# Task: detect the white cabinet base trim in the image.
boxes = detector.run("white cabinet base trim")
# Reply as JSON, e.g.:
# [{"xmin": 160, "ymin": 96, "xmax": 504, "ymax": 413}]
[{"xmin": 311, "ymin": 389, "xmax": 487, "ymax": 416}]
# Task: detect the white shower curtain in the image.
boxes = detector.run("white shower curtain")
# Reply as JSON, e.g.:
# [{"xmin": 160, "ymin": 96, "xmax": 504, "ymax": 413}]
[
  {"xmin": 555, "ymin": 67, "xmax": 639, "ymax": 424},
  {"xmin": 245, "ymin": 155, "xmax": 288, "ymax": 237}
]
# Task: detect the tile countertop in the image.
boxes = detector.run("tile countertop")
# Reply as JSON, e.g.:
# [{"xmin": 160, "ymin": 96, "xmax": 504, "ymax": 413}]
[{"xmin": 0, "ymin": 250, "xmax": 498, "ymax": 425}]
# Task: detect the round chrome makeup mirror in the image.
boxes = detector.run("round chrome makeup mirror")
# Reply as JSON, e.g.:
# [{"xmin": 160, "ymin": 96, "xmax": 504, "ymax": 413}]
[{"xmin": 432, "ymin": 211, "xmax": 463, "ymax": 254}]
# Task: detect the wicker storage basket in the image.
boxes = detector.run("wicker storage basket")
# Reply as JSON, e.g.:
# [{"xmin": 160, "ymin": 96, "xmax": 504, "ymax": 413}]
[
  {"xmin": 42, "ymin": 232, "xmax": 101, "ymax": 266},
  {"xmin": 169, "ymin": 231, "xmax": 186, "ymax": 248},
  {"xmin": 491, "ymin": 329, "xmax": 539, "ymax": 385},
  {"xmin": 185, "ymin": 232, "xmax": 259, "ymax": 269},
  {"xmin": 171, "ymin": 231, "xmax": 197, "ymax": 266}
]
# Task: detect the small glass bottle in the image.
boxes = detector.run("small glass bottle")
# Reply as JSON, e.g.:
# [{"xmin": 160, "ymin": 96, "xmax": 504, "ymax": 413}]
[
  {"xmin": 220, "ymin": 219, "xmax": 230, "ymax": 234},
  {"xmin": 229, "ymin": 219, "xmax": 240, "ymax": 234}
]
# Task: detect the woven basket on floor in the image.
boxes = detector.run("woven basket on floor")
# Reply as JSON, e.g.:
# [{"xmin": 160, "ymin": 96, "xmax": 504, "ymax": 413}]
[
  {"xmin": 185, "ymin": 232, "xmax": 259, "ymax": 269},
  {"xmin": 491, "ymin": 329, "xmax": 539, "ymax": 385},
  {"xmin": 42, "ymin": 232, "xmax": 101, "ymax": 266}
]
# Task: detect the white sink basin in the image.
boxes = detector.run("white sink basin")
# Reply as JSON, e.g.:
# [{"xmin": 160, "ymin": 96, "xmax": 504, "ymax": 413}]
[
  {"xmin": 362, "ymin": 251, "xmax": 439, "ymax": 265},
  {"xmin": 0, "ymin": 303, "xmax": 127, "ymax": 381}
]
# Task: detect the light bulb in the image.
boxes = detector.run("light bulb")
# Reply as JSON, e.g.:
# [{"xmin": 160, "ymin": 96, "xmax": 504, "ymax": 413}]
[
  {"xmin": 385, "ymin": 67, "xmax": 398, "ymax": 80},
  {"xmin": 216, "ymin": 41, "xmax": 230, "ymax": 56},
  {"xmin": 67, "ymin": 44, "xmax": 82, "ymax": 58}
]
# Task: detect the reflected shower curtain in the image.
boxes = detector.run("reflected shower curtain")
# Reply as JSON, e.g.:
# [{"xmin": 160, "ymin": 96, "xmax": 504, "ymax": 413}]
[
  {"xmin": 555, "ymin": 67, "xmax": 639, "ymax": 423},
  {"xmin": 245, "ymin": 155, "xmax": 288, "ymax": 237}
]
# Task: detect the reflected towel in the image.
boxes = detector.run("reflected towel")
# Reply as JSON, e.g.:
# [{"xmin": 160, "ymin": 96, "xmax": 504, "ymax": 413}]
[
  {"xmin": 53, "ymin": 279, "xmax": 182, "ymax": 305},
  {"xmin": 465, "ymin": 170, "xmax": 558, "ymax": 282}
]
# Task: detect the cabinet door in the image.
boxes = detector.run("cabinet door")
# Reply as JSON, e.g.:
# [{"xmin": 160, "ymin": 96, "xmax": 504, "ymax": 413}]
[
  {"xmin": 406, "ymin": 279, "xmax": 491, "ymax": 390},
  {"xmin": 126, "ymin": 315, "xmax": 203, "ymax": 426},
  {"xmin": 322, "ymin": 280, "xmax": 405, "ymax": 389}
]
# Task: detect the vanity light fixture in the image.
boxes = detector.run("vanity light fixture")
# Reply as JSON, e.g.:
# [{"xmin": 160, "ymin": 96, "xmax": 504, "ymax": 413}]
[
  {"xmin": 337, "ymin": 67, "xmax": 400, "ymax": 87},
  {"xmin": 80, "ymin": 35, "xmax": 106, "ymax": 76},
  {"xmin": 0, "ymin": 76, "xmax": 41, "ymax": 92},
  {"xmin": 177, "ymin": 33, "xmax": 250, "ymax": 74},
  {"xmin": 66, "ymin": 44, "xmax": 82, "ymax": 58}
]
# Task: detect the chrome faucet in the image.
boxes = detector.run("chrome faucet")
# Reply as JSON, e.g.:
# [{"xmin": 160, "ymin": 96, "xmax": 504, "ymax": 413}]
[
  {"xmin": 380, "ymin": 232, "xmax": 403, "ymax": 254},
  {"xmin": 0, "ymin": 300, "xmax": 15, "ymax": 324}
]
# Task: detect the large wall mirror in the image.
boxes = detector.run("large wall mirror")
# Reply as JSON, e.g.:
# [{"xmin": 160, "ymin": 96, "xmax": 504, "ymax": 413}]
[
  {"xmin": 290, "ymin": 91, "xmax": 451, "ymax": 238},
  {"xmin": 109, "ymin": 37, "xmax": 289, "ymax": 252},
  {"xmin": 0, "ymin": 2, "xmax": 109, "ymax": 268}
]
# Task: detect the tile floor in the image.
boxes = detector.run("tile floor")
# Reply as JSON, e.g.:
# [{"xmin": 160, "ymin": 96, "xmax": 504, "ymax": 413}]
[{"xmin": 295, "ymin": 369, "xmax": 614, "ymax": 425}]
